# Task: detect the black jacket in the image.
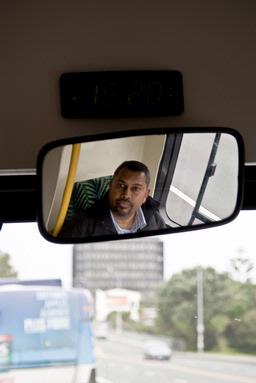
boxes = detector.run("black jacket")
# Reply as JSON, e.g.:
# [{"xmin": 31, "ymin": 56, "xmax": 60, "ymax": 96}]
[{"xmin": 60, "ymin": 194, "xmax": 167, "ymax": 238}]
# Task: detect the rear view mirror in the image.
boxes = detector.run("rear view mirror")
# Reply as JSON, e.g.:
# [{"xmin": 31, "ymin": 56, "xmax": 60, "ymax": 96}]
[{"xmin": 36, "ymin": 128, "xmax": 244, "ymax": 244}]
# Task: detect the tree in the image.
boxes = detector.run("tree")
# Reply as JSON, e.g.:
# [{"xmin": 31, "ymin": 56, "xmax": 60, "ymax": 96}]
[
  {"xmin": 157, "ymin": 268, "xmax": 198, "ymax": 349},
  {"xmin": 157, "ymin": 267, "xmax": 256, "ymax": 353},
  {"xmin": 227, "ymin": 309, "xmax": 256, "ymax": 353},
  {"xmin": 0, "ymin": 251, "xmax": 18, "ymax": 278},
  {"xmin": 230, "ymin": 255, "xmax": 255, "ymax": 283}
]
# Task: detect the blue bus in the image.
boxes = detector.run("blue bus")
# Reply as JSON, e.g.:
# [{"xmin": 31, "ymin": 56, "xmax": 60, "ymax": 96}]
[{"xmin": 0, "ymin": 281, "xmax": 96, "ymax": 383}]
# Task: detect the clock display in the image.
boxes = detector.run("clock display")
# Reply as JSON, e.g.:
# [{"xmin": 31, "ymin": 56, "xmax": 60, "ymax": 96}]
[{"xmin": 60, "ymin": 71, "xmax": 184, "ymax": 118}]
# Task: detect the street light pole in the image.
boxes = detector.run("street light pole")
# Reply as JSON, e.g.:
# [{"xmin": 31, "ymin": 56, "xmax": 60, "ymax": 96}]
[{"xmin": 197, "ymin": 268, "xmax": 204, "ymax": 352}]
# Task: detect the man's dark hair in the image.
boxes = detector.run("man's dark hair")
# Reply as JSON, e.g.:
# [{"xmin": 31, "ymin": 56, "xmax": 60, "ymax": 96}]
[{"xmin": 113, "ymin": 160, "xmax": 150, "ymax": 186}]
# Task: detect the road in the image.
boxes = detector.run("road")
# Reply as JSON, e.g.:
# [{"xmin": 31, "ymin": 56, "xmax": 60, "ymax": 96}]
[{"xmin": 95, "ymin": 332, "xmax": 256, "ymax": 383}]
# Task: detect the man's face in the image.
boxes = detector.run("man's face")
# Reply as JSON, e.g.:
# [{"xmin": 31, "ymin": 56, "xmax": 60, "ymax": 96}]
[{"xmin": 108, "ymin": 168, "xmax": 150, "ymax": 220}]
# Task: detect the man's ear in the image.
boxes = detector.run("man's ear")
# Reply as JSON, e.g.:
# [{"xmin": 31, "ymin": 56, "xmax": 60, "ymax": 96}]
[{"xmin": 143, "ymin": 188, "xmax": 150, "ymax": 203}]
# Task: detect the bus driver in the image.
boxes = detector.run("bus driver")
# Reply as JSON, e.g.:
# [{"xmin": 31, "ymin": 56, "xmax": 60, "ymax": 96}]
[{"xmin": 60, "ymin": 160, "xmax": 167, "ymax": 238}]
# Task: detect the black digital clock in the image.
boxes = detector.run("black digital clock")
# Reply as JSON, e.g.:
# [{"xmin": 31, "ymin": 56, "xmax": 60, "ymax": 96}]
[{"xmin": 60, "ymin": 71, "xmax": 184, "ymax": 118}]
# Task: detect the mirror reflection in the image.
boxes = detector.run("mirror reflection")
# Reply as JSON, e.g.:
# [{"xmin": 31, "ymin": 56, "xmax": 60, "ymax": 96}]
[{"xmin": 40, "ymin": 131, "xmax": 241, "ymax": 241}]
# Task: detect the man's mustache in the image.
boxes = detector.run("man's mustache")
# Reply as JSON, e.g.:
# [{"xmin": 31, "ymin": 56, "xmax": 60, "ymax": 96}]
[{"xmin": 116, "ymin": 198, "xmax": 132, "ymax": 205}]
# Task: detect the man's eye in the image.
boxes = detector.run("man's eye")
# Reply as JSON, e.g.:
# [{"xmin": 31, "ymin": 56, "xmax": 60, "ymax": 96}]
[{"xmin": 132, "ymin": 187, "xmax": 141, "ymax": 193}]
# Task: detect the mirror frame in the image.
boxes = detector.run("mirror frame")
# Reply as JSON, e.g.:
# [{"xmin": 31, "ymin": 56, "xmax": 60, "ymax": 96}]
[{"xmin": 36, "ymin": 127, "xmax": 245, "ymax": 244}]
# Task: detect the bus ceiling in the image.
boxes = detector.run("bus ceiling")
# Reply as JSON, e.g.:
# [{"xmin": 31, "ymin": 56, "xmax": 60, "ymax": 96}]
[{"xmin": 0, "ymin": 1, "xmax": 256, "ymax": 170}]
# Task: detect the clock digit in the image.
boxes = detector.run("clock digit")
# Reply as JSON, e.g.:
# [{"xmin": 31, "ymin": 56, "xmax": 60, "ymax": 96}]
[
  {"xmin": 102, "ymin": 82, "xmax": 118, "ymax": 106},
  {"xmin": 127, "ymin": 82, "xmax": 143, "ymax": 105},
  {"xmin": 147, "ymin": 82, "xmax": 162, "ymax": 105},
  {"xmin": 93, "ymin": 84, "xmax": 99, "ymax": 105}
]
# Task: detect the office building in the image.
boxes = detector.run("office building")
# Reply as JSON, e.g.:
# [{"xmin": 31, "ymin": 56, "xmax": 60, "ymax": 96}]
[{"xmin": 73, "ymin": 238, "xmax": 164, "ymax": 294}]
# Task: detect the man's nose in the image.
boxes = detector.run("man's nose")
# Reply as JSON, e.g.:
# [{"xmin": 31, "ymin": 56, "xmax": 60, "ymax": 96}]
[{"xmin": 121, "ymin": 186, "xmax": 131, "ymax": 199}]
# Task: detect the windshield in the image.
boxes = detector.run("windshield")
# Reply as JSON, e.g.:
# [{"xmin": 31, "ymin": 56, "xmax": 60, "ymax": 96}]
[{"xmin": 0, "ymin": 212, "xmax": 256, "ymax": 383}]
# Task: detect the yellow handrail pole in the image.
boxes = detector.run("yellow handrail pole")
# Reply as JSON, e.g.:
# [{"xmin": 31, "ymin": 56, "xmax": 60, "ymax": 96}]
[{"xmin": 52, "ymin": 144, "xmax": 81, "ymax": 237}]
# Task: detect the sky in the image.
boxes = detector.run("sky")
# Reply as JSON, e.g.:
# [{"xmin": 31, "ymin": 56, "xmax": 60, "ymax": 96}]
[
  {"xmin": 163, "ymin": 211, "xmax": 256, "ymax": 281},
  {"xmin": 0, "ymin": 211, "xmax": 256, "ymax": 287}
]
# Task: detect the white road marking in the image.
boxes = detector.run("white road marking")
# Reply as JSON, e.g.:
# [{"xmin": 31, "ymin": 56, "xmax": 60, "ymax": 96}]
[
  {"xmin": 170, "ymin": 185, "xmax": 220, "ymax": 221},
  {"xmin": 96, "ymin": 377, "xmax": 114, "ymax": 383}
]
